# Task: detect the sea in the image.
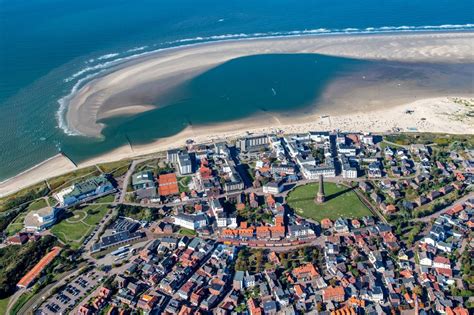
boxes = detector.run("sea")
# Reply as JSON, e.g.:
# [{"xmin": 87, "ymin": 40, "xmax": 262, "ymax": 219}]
[{"xmin": 0, "ymin": 0, "xmax": 473, "ymax": 181}]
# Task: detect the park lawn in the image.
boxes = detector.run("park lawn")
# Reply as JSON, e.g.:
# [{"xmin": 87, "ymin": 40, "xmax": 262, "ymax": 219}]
[
  {"xmin": 178, "ymin": 228, "xmax": 197, "ymax": 236},
  {"xmin": 287, "ymin": 182, "xmax": 370, "ymax": 222},
  {"xmin": 82, "ymin": 204, "xmax": 109, "ymax": 226},
  {"xmin": 94, "ymin": 194, "xmax": 115, "ymax": 203},
  {"xmin": 178, "ymin": 176, "xmax": 191, "ymax": 193},
  {"xmin": 51, "ymin": 204, "xmax": 108, "ymax": 248},
  {"xmin": 51, "ymin": 220, "xmax": 91, "ymax": 248}
]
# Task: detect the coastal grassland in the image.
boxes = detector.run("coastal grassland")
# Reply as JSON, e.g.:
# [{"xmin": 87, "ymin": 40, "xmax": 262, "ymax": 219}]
[
  {"xmin": 51, "ymin": 204, "xmax": 109, "ymax": 249},
  {"xmin": 385, "ymin": 133, "xmax": 474, "ymax": 148},
  {"xmin": 97, "ymin": 159, "xmax": 131, "ymax": 178},
  {"xmin": 0, "ymin": 182, "xmax": 49, "ymax": 212},
  {"xmin": 27, "ymin": 198, "xmax": 48, "ymax": 211},
  {"xmin": 287, "ymin": 182, "xmax": 370, "ymax": 221},
  {"xmin": 47, "ymin": 166, "xmax": 101, "ymax": 192}
]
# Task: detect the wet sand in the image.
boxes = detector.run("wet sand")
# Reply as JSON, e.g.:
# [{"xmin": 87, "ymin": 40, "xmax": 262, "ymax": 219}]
[{"xmin": 66, "ymin": 32, "xmax": 474, "ymax": 137}]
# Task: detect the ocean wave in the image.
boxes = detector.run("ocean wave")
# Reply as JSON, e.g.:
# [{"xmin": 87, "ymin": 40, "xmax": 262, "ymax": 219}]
[
  {"xmin": 97, "ymin": 53, "xmax": 120, "ymax": 60},
  {"xmin": 57, "ymin": 70, "xmax": 106, "ymax": 136},
  {"xmin": 57, "ymin": 22, "xmax": 474, "ymax": 135},
  {"xmin": 127, "ymin": 46, "xmax": 148, "ymax": 52},
  {"xmin": 166, "ymin": 23, "xmax": 474, "ymax": 44}
]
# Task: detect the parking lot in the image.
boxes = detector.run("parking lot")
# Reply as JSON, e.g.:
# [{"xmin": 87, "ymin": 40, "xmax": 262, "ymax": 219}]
[{"xmin": 35, "ymin": 270, "xmax": 104, "ymax": 314}]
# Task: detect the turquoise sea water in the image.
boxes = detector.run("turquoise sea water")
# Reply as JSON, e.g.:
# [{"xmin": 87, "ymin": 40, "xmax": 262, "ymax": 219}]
[{"xmin": 0, "ymin": 0, "xmax": 473, "ymax": 180}]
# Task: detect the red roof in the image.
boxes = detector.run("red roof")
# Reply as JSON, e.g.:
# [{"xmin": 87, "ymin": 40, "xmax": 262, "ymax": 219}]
[{"xmin": 17, "ymin": 246, "xmax": 61, "ymax": 288}]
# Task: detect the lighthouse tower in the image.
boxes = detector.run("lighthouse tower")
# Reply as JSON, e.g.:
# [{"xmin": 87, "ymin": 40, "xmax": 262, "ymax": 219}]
[{"xmin": 315, "ymin": 175, "xmax": 325, "ymax": 204}]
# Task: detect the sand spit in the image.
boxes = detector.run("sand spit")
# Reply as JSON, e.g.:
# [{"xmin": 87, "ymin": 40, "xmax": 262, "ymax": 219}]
[{"xmin": 66, "ymin": 32, "xmax": 474, "ymax": 137}]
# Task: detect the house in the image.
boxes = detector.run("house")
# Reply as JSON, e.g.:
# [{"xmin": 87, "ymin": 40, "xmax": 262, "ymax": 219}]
[
  {"xmin": 292, "ymin": 263, "xmax": 319, "ymax": 281},
  {"xmin": 334, "ymin": 218, "xmax": 349, "ymax": 233},
  {"xmin": 321, "ymin": 218, "xmax": 333, "ymax": 229},
  {"xmin": 418, "ymin": 251, "xmax": 432, "ymax": 267},
  {"xmin": 322, "ymin": 286, "xmax": 345, "ymax": 302},
  {"xmin": 17, "ymin": 247, "xmax": 62, "ymax": 288},
  {"xmin": 173, "ymin": 213, "xmax": 207, "ymax": 230},
  {"xmin": 263, "ymin": 181, "xmax": 284, "ymax": 194},
  {"xmin": 132, "ymin": 171, "xmax": 156, "ymax": 190},
  {"xmin": 359, "ymin": 181, "xmax": 372, "ymax": 192},
  {"xmin": 427, "ymin": 190, "xmax": 442, "ymax": 201},
  {"xmin": 137, "ymin": 294, "xmax": 159, "ymax": 312},
  {"xmin": 233, "ymin": 271, "xmax": 244, "ymax": 290},
  {"xmin": 247, "ymin": 298, "xmax": 262, "ymax": 315},
  {"xmin": 433, "ymin": 256, "xmax": 451, "ymax": 269}
]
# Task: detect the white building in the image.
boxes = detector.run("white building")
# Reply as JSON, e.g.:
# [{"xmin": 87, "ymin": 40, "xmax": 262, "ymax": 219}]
[
  {"xmin": 301, "ymin": 164, "xmax": 336, "ymax": 179},
  {"xmin": 263, "ymin": 181, "xmax": 283, "ymax": 194},
  {"xmin": 173, "ymin": 213, "xmax": 207, "ymax": 230},
  {"xmin": 178, "ymin": 152, "xmax": 192, "ymax": 175},
  {"xmin": 309, "ymin": 131, "xmax": 330, "ymax": 143},
  {"xmin": 24, "ymin": 207, "xmax": 61, "ymax": 232}
]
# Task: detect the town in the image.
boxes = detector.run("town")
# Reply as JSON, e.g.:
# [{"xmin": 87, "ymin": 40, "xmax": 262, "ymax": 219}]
[{"xmin": 0, "ymin": 131, "xmax": 473, "ymax": 315}]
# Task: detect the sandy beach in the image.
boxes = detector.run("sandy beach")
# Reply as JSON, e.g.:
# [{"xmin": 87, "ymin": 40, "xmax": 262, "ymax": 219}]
[
  {"xmin": 1, "ymin": 95, "xmax": 473, "ymax": 197},
  {"xmin": 1, "ymin": 31, "xmax": 474, "ymax": 197},
  {"xmin": 66, "ymin": 32, "xmax": 474, "ymax": 137}
]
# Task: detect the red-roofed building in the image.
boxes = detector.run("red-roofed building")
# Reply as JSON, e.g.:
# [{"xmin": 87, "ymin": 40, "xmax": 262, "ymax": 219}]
[
  {"xmin": 17, "ymin": 246, "xmax": 61, "ymax": 288},
  {"xmin": 247, "ymin": 298, "xmax": 262, "ymax": 315},
  {"xmin": 78, "ymin": 305, "xmax": 93, "ymax": 315},
  {"xmin": 433, "ymin": 256, "xmax": 451, "ymax": 269},
  {"xmin": 322, "ymin": 286, "xmax": 345, "ymax": 302},
  {"xmin": 293, "ymin": 263, "xmax": 319, "ymax": 281},
  {"xmin": 321, "ymin": 218, "xmax": 333, "ymax": 229},
  {"xmin": 436, "ymin": 268, "xmax": 453, "ymax": 277},
  {"xmin": 6, "ymin": 233, "xmax": 29, "ymax": 245},
  {"xmin": 453, "ymin": 306, "xmax": 469, "ymax": 315},
  {"xmin": 137, "ymin": 294, "xmax": 158, "ymax": 312}
]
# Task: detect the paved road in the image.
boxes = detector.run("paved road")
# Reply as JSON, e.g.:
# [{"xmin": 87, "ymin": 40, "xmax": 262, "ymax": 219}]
[
  {"xmin": 414, "ymin": 191, "xmax": 474, "ymax": 223},
  {"xmin": 118, "ymin": 159, "xmax": 144, "ymax": 204}
]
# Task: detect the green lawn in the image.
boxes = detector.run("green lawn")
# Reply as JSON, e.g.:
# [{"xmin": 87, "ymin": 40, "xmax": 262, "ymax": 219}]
[
  {"xmin": 82, "ymin": 204, "xmax": 109, "ymax": 225},
  {"xmin": 10, "ymin": 292, "xmax": 34, "ymax": 315},
  {"xmin": 51, "ymin": 204, "xmax": 108, "ymax": 249},
  {"xmin": 27, "ymin": 198, "xmax": 48, "ymax": 211},
  {"xmin": 0, "ymin": 297, "xmax": 9, "ymax": 315},
  {"xmin": 178, "ymin": 228, "xmax": 197, "ymax": 236},
  {"xmin": 5, "ymin": 212, "xmax": 28, "ymax": 236},
  {"xmin": 287, "ymin": 182, "xmax": 371, "ymax": 222},
  {"xmin": 94, "ymin": 194, "xmax": 115, "ymax": 203}
]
